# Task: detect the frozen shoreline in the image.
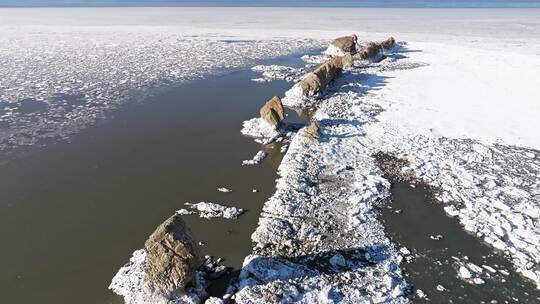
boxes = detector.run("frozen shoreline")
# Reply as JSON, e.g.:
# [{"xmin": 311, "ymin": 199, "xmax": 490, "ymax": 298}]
[
  {"xmin": 233, "ymin": 38, "xmax": 540, "ymax": 301},
  {"xmin": 2, "ymin": 7, "xmax": 538, "ymax": 303}
]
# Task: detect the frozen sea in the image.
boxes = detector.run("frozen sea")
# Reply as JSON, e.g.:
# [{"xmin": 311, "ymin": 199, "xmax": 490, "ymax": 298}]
[{"xmin": 1, "ymin": 6, "xmax": 539, "ymax": 304}]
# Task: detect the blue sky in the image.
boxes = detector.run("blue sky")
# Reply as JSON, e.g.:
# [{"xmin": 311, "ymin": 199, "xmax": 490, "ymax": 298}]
[{"xmin": 1, "ymin": 0, "xmax": 539, "ymax": 7}]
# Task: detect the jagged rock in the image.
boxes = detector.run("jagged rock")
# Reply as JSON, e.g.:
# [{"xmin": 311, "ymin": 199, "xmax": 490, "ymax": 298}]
[
  {"xmin": 297, "ymin": 58, "xmax": 343, "ymax": 97},
  {"xmin": 330, "ymin": 34, "xmax": 358, "ymax": 54},
  {"xmin": 342, "ymin": 54, "xmax": 354, "ymax": 68},
  {"xmin": 144, "ymin": 214, "xmax": 204, "ymax": 298},
  {"xmin": 260, "ymin": 96, "xmax": 285, "ymax": 128},
  {"xmin": 353, "ymin": 37, "xmax": 396, "ymax": 60},
  {"xmin": 380, "ymin": 36, "xmax": 396, "ymax": 50},
  {"xmin": 303, "ymin": 121, "xmax": 320, "ymax": 139},
  {"xmin": 354, "ymin": 42, "xmax": 382, "ymax": 60},
  {"xmin": 298, "ymin": 73, "xmax": 323, "ymax": 97}
]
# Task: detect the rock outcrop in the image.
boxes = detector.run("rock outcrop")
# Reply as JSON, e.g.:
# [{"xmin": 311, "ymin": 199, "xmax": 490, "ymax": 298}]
[
  {"xmin": 330, "ymin": 34, "xmax": 358, "ymax": 54},
  {"xmin": 259, "ymin": 96, "xmax": 285, "ymax": 128},
  {"xmin": 144, "ymin": 214, "xmax": 204, "ymax": 298},
  {"xmin": 341, "ymin": 53, "xmax": 354, "ymax": 68},
  {"xmin": 297, "ymin": 57, "xmax": 343, "ymax": 97},
  {"xmin": 354, "ymin": 37, "xmax": 396, "ymax": 60},
  {"xmin": 354, "ymin": 41, "xmax": 382, "ymax": 60},
  {"xmin": 303, "ymin": 120, "xmax": 320, "ymax": 140},
  {"xmin": 380, "ymin": 36, "xmax": 396, "ymax": 50}
]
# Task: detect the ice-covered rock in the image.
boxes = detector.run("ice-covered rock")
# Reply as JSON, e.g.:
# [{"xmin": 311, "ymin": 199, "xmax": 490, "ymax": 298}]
[{"xmin": 324, "ymin": 34, "xmax": 358, "ymax": 56}]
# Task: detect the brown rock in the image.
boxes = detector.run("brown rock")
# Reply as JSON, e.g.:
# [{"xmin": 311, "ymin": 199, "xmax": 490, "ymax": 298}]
[
  {"xmin": 297, "ymin": 57, "xmax": 343, "ymax": 97},
  {"xmin": 303, "ymin": 121, "xmax": 320, "ymax": 140},
  {"xmin": 331, "ymin": 34, "xmax": 358, "ymax": 54},
  {"xmin": 298, "ymin": 73, "xmax": 323, "ymax": 97},
  {"xmin": 260, "ymin": 96, "xmax": 285, "ymax": 128},
  {"xmin": 354, "ymin": 42, "xmax": 382, "ymax": 60},
  {"xmin": 380, "ymin": 36, "xmax": 396, "ymax": 50},
  {"xmin": 144, "ymin": 214, "xmax": 203, "ymax": 298},
  {"xmin": 341, "ymin": 54, "xmax": 354, "ymax": 68},
  {"xmin": 353, "ymin": 37, "xmax": 396, "ymax": 60}
]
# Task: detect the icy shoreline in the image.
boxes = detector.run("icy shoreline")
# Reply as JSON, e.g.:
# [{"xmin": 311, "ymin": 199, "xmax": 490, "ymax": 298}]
[{"xmin": 230, "ymin": 38, "xmax": 540, "ymax": 301}]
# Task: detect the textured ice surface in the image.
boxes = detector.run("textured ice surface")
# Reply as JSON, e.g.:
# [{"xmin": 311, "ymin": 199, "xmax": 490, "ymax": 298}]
[
  {"xmin": 231, "ymin": 36, "xmax": 540, "ymax": 302},
  {"xmin": 251, "ymin": 64, "xmax": 306, "ymax": 82},
  {"xmin": 0, "ymin": 26, "xmax": 323, "ymax": 152}
]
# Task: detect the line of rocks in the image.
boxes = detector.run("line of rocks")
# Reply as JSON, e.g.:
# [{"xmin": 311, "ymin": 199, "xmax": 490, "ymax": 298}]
[{"xmin": 110, "ymin": 34, "xmax": 399, "ymax": 304}]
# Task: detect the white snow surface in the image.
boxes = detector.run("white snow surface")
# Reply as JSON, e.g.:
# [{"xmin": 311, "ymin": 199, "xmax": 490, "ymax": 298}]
[
  {"xmin": 234, "ymin": 69, "xmax": 411, "ymax": 302},
  {"xmin": 235, "ymin": 32, "xmax": 540, "ymax": 302},
  {"xmin": 354, "ymin": 43, "xmax": 540, "ymax": 287}
]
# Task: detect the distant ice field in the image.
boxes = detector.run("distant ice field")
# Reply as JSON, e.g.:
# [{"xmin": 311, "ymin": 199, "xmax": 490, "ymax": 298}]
[{"xmin": 1, "ymin": 7, "xmax": 539, "ymax": 152}]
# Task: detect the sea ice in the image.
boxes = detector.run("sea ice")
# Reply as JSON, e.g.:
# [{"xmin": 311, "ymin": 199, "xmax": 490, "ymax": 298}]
[
  {"xmin": 241, "ymin": 150, "xmax": 268, "ymax": 166},
  {"xmin": 178, "ymin": 202, "xmax": 245, "ymax": 219}
]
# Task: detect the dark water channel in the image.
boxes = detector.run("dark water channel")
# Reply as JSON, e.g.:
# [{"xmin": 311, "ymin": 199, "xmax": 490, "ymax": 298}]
[
  {"xmin": 0, "ymin": 54, "xmax": 308, "ymax": 304},
  {"xmin": 378, "ymin": 158, "xmax": 540, "ymax": 303}
]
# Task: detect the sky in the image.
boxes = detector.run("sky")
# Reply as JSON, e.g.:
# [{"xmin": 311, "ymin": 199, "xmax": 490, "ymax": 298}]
[{"xmin": 1, "ymin": 0, "xmax": 540, "ymax": 7}]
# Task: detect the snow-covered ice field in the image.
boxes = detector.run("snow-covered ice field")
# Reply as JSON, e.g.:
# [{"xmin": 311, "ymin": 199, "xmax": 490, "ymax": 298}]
[{"xmin": 2, "ymin": 7, "xmax": 540, "ymax": 303}]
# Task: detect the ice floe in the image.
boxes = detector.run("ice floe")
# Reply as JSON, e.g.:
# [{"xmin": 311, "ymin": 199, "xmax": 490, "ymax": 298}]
[
  {"xmin": 251, "ymin": 64, "xmax": 305, "ymax": 82},
  {"xmin": 241, "ymin": 150, "xmax": 268, "ymax": 166},
  {"xmin": 177, "ymin": 202, "xmax": 245, "ymax": 219},
  {"xmin": 0, "ymin": 25, "xmax": 324, "ymax": 152}
]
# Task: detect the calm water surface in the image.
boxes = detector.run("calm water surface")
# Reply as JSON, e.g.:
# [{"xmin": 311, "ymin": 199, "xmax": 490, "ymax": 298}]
[
  {"xmin": 380, "ymin": 178, "xmax": 540, "ymax": 303},
  {"xmin": 0, "ymin": 54, "xmax": 306, "ymax": 303}
]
